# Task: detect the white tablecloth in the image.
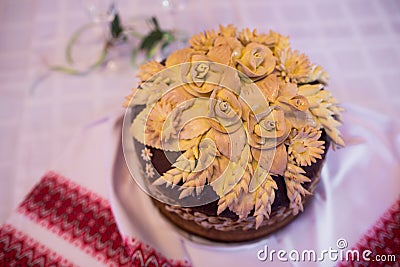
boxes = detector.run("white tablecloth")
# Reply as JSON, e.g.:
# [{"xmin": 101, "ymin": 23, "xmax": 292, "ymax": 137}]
[{"xmin": 0, "ymin": 0, "xmax": 399, "ymax": 265}]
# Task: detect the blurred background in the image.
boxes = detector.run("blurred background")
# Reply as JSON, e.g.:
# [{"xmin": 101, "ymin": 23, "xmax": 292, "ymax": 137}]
[{"xmin": 0, "ymin": 0, "xmax": 399, "ymax": 224}]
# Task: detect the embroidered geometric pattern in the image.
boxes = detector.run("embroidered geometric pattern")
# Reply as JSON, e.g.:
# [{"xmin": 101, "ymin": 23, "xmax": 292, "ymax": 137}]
[
  {"xmin": 125, "ymin": 238, "xmax": 190, "ymax": 267},
  {"xmin": 338, "ymin": 197, "xmax": 400, "ymax": 267},
  {"xmin": 0, "ymin": 224, "xmax": 77, "ymax": 267},
  {"xmin": 15, "ymin": 171, "xmax": 190, "ymax": 267}
]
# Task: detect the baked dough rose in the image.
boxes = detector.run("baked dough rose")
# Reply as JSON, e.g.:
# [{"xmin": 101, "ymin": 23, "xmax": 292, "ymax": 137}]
[
  {"xmin": 236, "ymin": 42, "xmax": 275, "ymax": 80},
  {"xmin": 209, "ymin": 87, "xmax": 243, "ymax": 133},
  {"xmin": 246, "ymin": 107, "xmax": 290, "ymax": 175},
  {"xmin": 256, "ymin": 74, "xmax": 311, "ymax": 129},
  {"xmin": 181, "ymin": 55, "xmax": 221, "ymax": 97},
  {"xmin": 180, "ymin": 45, "xmax": 235, "ymax": 97},
  {"xmin": 208, "ymin": 87, "xmax": 246, "ymax": 161},
  {"xmin": 246, "ymin": 107, "xmax": 289, "ymax": 150},
  {"xmin": 213, "ymin": 36, "xmax": 243, "ymax": 60}
]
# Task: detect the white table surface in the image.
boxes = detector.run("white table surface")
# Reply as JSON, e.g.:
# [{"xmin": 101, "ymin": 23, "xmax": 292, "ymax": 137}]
[{"xmin": 0, "ymin": 0, "xmax": 399, "ymax": 228}]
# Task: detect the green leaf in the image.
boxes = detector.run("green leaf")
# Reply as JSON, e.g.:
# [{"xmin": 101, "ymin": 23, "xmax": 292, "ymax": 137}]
[
  {"xmin": 130, "ymin": 47, "xmax": 138, "ymax": 66},
  {"xmin": 151, "ymin": 16, "xmax": 160, "ymax": 31},
  {"xmin": 146, "ymin": 41, "xmax": 161, "ymax": 58},
  {"xmin": 138, "ymin": 17, "xmax": 177, "ymax": 59},
  {"xmin": 110, "ymin": 13, "xmax": 124, "ymax": 39},
  {"xmin": 140, "ymin": 30, "xmax": 164, "ymax": 51}
]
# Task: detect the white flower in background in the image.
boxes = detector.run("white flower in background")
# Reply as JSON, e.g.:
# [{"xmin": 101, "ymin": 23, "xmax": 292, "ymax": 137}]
[
  {"xmin": 145, "ymin": 163, "xmax": 155, "ymax": 178},
  {"xmin": 141, "ymin": 147, "xmax": 153, "ymax": 162}
]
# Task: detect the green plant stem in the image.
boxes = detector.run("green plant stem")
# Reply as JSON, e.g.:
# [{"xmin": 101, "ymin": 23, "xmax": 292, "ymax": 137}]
[
  {"xmin": 50, "ymin": 15, "xmax": 176, "ymax": 76},
  {"xmin": 65, "ymin": 23, "xmax": 96, "ymax": 65},
  {"xmin": 51, "ymin": 43, "xmax": 108, "ymax": 76}
]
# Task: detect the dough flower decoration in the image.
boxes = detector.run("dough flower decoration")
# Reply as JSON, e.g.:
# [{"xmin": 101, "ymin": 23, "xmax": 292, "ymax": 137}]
[
  {"xmin": 145, "ymin": 163, "xmax": 155, "ymax": 178},
  {"xmin": 276, "ymin": 47, "xmax": 312, "ymax": 83},
  {"xmin": 137, "ymin": 60, "xmax": 165, "ymax": 83},
  {"xmin": 144, "ymin": 100, "xmax": 176, "ymax": 149},
  {"xmin": 181, "ymin": 54, "xmax": 225, "ymax": 96},
  {"xmin": 235, "ymin": 42, "xmax": 275, "ymax": 80},
  {"xmin": 141, "ymin": 147, "xmax": 153, "ymax": 162},
  {"xmin": 287, "ymin": 127, "xmax": 325, "ymax": 166},
  {"xmin": 189, "ymin": 29, "xmax": 217, "ymax": 52},
  {"xmin": 126, "ymin": 25, "xmax": 345, "ymax": 228}
]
